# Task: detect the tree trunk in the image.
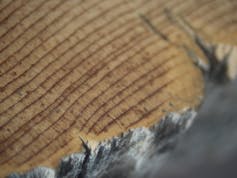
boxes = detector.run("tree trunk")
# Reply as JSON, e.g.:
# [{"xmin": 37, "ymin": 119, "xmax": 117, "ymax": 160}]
[{"xmin": 0, "ymin": 0, "xmax": 236, "ymax": 177}]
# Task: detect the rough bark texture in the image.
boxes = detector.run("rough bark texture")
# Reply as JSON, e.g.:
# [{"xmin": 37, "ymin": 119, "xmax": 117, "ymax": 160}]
[{"xmin": 0, "ymin": 0, "xmax": 237, "ymax": 177}]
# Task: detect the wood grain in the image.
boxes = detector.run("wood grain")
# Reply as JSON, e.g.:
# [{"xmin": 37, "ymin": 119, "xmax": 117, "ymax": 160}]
[{"xmin": 0, "ymin": 0, "xmax": 236, "ymax": 176}]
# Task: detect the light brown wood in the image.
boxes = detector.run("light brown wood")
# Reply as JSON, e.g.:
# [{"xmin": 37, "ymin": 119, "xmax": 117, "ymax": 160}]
[{"xmin": 0, "ymin": 0, "xmax": 236, "ymax": 176}]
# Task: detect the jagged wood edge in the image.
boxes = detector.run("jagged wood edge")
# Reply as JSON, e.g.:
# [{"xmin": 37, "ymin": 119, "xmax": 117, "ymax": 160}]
[{"xmin": 7, "ymin": 11, "xmax": 237, "ymax": 178}]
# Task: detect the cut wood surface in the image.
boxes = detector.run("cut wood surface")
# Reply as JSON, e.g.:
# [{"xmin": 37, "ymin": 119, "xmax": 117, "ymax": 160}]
[{"xmin": 0, "ymin": 0, "xmax": 236, "ymax": 176}]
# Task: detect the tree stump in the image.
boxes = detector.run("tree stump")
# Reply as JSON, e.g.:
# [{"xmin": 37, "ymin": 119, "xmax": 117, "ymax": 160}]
[{"xmin": 0, "ymin": 0, "xmax": 236, "ymax": 177}]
